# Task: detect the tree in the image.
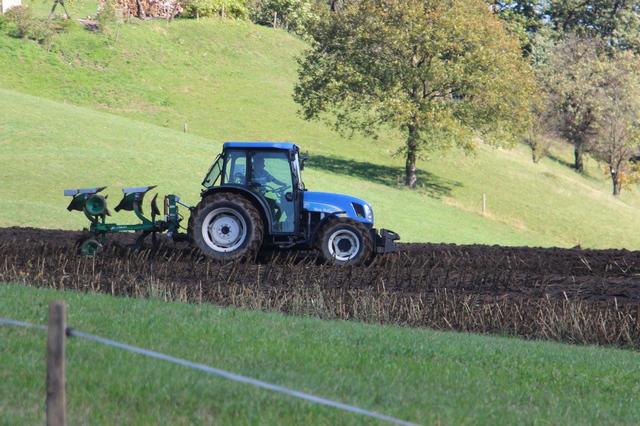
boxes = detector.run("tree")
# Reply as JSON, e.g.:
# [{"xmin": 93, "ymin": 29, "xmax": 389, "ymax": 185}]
[
  {"xmin": 490, "ymin": 0, "xmax": 547, "ymax": 55},
  {"xmin": 524, "ymin": 26, "xmax": 556, "ymax": 163},
  {"xmin": 523, "ymin": 100, "xmax": 553, "ymax": 163},
  {"xmin": 542, "ymin": 35, "xmax": 606, "ymax": 172},
  {"xmin": 294, "ymin": 0, "xmax": 536, "ymax": 187},
  {"xmin": 591, "ymin": 52, "xmax": 640, "ymax": 196},
  {"xmin": 548, "ymin": 0, "xmax": 640, "ymax": 53}
]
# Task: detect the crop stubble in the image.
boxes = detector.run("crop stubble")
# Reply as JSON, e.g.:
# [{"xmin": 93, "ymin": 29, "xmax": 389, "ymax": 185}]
[{"xmin": 1, "ymin": 227, "xmax": 639, "ymax": 348}]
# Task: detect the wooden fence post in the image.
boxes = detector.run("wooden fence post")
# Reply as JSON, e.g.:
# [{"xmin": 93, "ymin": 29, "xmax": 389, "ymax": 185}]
[
  {"xmin": 46, "ymin": 301, "xmax": 66, "ymax": 426},
  {"xmin": 482, "ymin": 193, "xmax": 487, "ymax": 216}
]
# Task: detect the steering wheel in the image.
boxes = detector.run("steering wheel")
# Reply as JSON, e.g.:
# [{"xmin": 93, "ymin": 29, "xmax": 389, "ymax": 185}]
[
  {"xmin": 268, "ymin": 183, "xmax": 290, "ymax": 197},
  {"xmin": 251, "ymin": 179, "xmax": 289, "ymax": 197},
  {"xmin": 233, "ymin": 172, "xmax": 245, "ymax": 184}
]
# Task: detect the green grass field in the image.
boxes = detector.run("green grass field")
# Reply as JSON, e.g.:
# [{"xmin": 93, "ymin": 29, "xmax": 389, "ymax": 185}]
[
  {"xmin": 2, "ymin": 4, "xmax": 640, "ymax": 248},
  {"xmin": 2, "ymin": 283, "xmax": 640, "ymax": 425}
]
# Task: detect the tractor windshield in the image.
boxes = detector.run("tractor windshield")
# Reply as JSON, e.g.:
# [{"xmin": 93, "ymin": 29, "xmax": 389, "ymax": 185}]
[{"xmin": 202, "ymin": 154, "xmax": 224, "ymax": 188}]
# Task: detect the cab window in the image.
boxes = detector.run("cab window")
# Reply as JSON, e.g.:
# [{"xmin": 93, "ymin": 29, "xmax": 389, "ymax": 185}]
[
  {"xmin": 224, "ymin": 150, "xmax": 247, "ymax": 185},
  {"xmin": 249, "ymin": 152, "xmax": 295, "ymax": 233}
]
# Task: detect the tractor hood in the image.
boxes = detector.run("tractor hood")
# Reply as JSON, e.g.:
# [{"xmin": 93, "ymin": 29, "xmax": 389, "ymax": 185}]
[{"xmin": 303, "ymin": 191, "xmax": 374, "ymax": 225}]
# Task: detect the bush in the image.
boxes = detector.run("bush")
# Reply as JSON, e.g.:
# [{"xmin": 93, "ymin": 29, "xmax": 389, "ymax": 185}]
[
  {"xmin": 181, "ymin": 0, "xmax": 249, "ymax": 19},
  {"xmin": 524, "ymin": 133, "xmax": 552, "ymax": 164},
  {"xmin": 96, "ymin": 0, "xmax": 117, "ymax": 33},
  {"xmin": 248, "ymin": 0, "xmax": 319, "ymax": 36},
  {"xmin": 2, "ymin": 6, "xmax": 66, "ymax": 45}
]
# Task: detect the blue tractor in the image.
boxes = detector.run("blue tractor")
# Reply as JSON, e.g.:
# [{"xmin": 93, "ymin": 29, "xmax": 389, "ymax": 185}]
[
  {"xmin": 65, "ymin": 142, "xmax": 399, "ymax": 264},
  {"xmin": 188, "ymin": 142, "xmax": 400, "ymax": 264}
]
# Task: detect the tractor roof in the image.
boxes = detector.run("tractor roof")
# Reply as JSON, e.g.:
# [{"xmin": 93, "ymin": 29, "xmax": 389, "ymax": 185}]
[{"xmin": 223, "ymin": 141, "xmax": 298, "ymax": 151}]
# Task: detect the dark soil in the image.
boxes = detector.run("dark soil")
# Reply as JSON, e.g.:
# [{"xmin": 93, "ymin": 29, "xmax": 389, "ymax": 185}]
[{"xmin": 2, "ymin": 227, "xmax": 640, "ymax": 348}]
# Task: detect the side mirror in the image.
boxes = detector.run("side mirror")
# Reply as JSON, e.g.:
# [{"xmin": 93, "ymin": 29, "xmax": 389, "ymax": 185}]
[{"xmin": 300, "ymin": 153, "xmax": 309, "ymax": 170}]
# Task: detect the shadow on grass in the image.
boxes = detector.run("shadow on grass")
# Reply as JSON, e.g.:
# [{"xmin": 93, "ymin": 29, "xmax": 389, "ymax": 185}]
[
  {"xmin": 546, "ymin": 152, "xmax": 574, "ymax": 169},
  {"xmin": 308, "ymin": 154, "xmax": 461, "ymax": 199},
  {"xmin": 546, "ymin": 152, "xmax": 604, "ymax": 181}
]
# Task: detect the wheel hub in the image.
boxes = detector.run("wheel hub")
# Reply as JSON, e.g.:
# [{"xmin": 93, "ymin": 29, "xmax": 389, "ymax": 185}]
[
  {"xmin": 201, "ymin": 208, "xmax": 248, "ymax": 253},
  {"xmin": 337, "ymin": 238, "xmax": 352, "ymax": 252},
  {"xmin": 328, "ymin": 229, "xmax": 360, "ymax": 262}
]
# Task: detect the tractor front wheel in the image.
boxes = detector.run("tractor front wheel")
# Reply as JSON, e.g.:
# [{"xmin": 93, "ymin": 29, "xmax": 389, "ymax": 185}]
[
  {"xmin": 189, "ymin": 193, "xmax": 264, "ymax": 261},
  {"xmin": 316, "ymin": 218, "xmax": 373, "ymax": 266}
]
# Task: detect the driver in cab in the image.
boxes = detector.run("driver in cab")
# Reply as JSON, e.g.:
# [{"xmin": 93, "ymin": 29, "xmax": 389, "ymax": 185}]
[
  {"xmin": 251, "ymin": 156, "xmax": 287, "ymax": 188},
  {"xmin": 250, "ymin": 156, "xmax": 290, "ymax": 226}
]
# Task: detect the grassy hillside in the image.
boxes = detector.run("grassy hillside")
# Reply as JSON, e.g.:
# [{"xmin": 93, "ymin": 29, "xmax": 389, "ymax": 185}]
[
  {"xmin": 0, "ymin": 88, "xmax": 541, "ymax": 244},
  {"xmin": 3, "ymin": 283, "xmax": 640, "ymax": 424},
  {"xmin": 2, "ymin": 10, "xmax": 640, "ymax": 247}
]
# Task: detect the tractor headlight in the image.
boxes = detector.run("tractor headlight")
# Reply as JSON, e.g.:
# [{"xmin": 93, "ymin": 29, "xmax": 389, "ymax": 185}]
[
  {"xmin": 352, "ymin": 202, "xmax": 374, "ymax": 223},
  {"xmin": 363, "ymin": 204, "xmax": 374, "ymax": 223}
]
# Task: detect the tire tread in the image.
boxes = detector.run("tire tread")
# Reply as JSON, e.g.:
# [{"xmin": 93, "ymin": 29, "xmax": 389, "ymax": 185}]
[{"xmin": 189, "ymin": 192, "xmax": 264, "ymax": 261}]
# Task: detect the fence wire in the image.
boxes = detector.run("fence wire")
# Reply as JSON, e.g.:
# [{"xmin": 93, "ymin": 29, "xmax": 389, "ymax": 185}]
[{"xmin": 0, "ymin": 317, "xmax": 419, "ymax": 426}]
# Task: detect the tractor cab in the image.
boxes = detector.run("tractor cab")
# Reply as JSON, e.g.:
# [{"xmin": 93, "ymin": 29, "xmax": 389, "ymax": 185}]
[
  {"xmin": 202, "ymin": 142, "xmax": 303, "ymax": 236},
  {"xmin": 195, "ymin": 142, "xmax": 399, "ymax": 264}
]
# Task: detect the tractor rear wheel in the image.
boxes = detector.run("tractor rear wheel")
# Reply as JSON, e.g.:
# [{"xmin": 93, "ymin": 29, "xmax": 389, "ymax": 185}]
[
  {"xmin": 189, "ymin": 193, "xmax": 264, "ymax": 261},
  {"xmin": 316, "ymin": 218, "xmax": 373, "ymax": 266}
]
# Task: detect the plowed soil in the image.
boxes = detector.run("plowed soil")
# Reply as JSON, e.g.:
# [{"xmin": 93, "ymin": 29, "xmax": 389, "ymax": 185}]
[{"xmin": 2, "ymin": 227, "xmax": 640, "ymax": 348}]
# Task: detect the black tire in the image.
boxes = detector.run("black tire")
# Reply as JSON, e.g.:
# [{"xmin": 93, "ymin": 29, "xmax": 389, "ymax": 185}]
[
  {"xmin": 189, "ymin": 193, "xmax": 264, "ymax": 261},
  {"xmin": 316, "ymin": 218, "xmax": 373, "ymax": 266}
]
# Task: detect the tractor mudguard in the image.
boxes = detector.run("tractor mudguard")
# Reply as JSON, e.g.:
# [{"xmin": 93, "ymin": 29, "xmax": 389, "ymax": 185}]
[{"xmin": 201, "ymin": 185, "xmax": 273, "ymax": 231}]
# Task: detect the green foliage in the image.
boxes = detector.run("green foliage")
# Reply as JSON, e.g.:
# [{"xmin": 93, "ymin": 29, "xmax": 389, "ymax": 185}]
[
  {"xmin": 539, "ymin": 32, "xmax": 640, "ymax": 186},
  {"xmin": 248, "ymin": 0, "xmax": 319, "ymax": 36},
  {"xmin": 181, "ymin": 0, "xmax": 249, "ymax": 18},
  {"xmin": 590, "ymin": 51, "xmax": 640, "ymax": 195},
  {"xmin": 95, "ymin": 0, "xmax": 117, "ymax": 34},
  {"xmin": 1, "ymin": 6, "xmax": 67, "ymax": 45},
  {"xmin": 548, "ymin": 0, "xmax": 640, "ymax": 53},
  {"xmin": 523, "ymin": 100, "xmax": 553, "ymax": 164},
  {"xmin": 540, "ymin": 35, "xmax": 606, "ymax": 172},
  {"xmin": 295, "ymin": 0, "xmax": 537, "ymax": 187},
  {"xmin": 491, "ymin": 0, "xmax": 546, "ymax": 55},
  {"xmin": 492, "ymin": 1, "xmax": 640, "ymax": 57}
]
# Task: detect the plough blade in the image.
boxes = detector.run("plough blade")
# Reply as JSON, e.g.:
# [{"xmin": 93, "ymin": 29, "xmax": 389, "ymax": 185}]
[
  {"xmin": 64, "ymin": 187, "xmax": 108, "ymax": 215},
  {"xmin": 115, "ymin": 185, "xmax": 157, "ymax": 214}
]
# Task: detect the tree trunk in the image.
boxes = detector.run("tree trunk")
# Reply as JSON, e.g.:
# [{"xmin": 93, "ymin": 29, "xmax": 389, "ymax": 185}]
[
  {"xmin": 611, "ymin": 169, "xmax": 621, "ymax": 196},
  {"xmin": 405, "ymin": 126, "xmax": 418, "ymax": 188},
  {"xmin": 574, "ymin": 142, "xmax": 585, "ymax": 172}
]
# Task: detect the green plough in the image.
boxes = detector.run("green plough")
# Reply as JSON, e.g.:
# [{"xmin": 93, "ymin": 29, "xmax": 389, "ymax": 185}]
[{"xmin": 64, "ymin": 186, "xmax": 186, "ymax": 255}]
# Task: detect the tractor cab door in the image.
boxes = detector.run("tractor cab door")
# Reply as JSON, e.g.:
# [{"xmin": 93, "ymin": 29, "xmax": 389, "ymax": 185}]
[{"xmin": 249, "ymin": 151, "xmax": 297, "ymax": 234}]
